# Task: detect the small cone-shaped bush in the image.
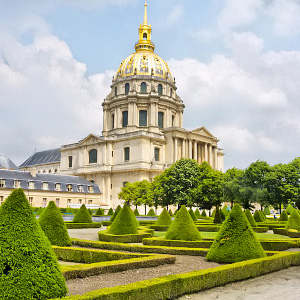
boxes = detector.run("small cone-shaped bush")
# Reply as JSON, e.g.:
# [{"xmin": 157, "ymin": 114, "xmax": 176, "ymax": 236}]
[
  {"xmin": 259, "ymin": 210, "xmax": 266, "ymax": 220},
  {"xmin": 165, "ymin": 205, "xmax": 202, "ymax": 241},
  {"xmin": 134, "ymin": 208, "xmax": 140, "ymax": 216},
  {"xmin": 66, "ymin": 207, "xmax": 73, "ymax": 214},
  {"xmin": 108, "ymin": 205, "xmax": 139, "ymax": 235},
  {"xmin": 73, "ymin": 204, "xmax": 92, "ymax": 223},
  {"xmin": 107, "ymin": 208, "xmax": 114, "ymax": 215},
  {"xmin": 263, "ymin": 206, "xmax": 271, "ymax": 216},
  {"xmin": 110, "ymin": 205, "xmax": 121, "ymax": 223},
  {"xmin": 0, "ymin": 189, "xmax": 67, "ymax": 299},
  {"xmin": 206, "ymin": 203, "xmax": 266, "ymax": 263},
  {"xmin": 168, "ymin": 209, "xmax": 173, "ymax": 216},
  {"xmin": 155, "ymin": 208, "xmax": 172, "ymax": 226},
  {"xmin": 188, "ymin": 208, "xmax": 197, "ymax": 221},
  {"xmin": 201, "ymin": 210, "xmax": 207, "ymax": 217},
  {"xmin": 88, "ymin": 208, "xmax": 93, "ymax": 215},
  {"xmin": 211, "ymin": 209, "xmax": 215, "ymax": 217},
  {"xmin": 222, "ymin": 205, "xmax": 229, "ymax": 216},
  {"xmin": 279, "ymin": 210, "xmax": 288, "ymax": 221},
  {"xmin": 285, "ymin": 209, "xmax": 300, "ymax": 231},
  {"xmin": 245, "ymin": 209, "xmax": 257, "ymax": 227},
  {"xmin": 254, "ymin": 210, "xmax": 264, "ymax": 222},
  {"xmin": 286, "ymin": 204, "xmax": 294, "ymax": 215},
  {"xmin": 220, "ymin": 209, "xmax": 225, "ymax": 221},
  {"xmin": 39, "ymin": 201, "xmax": 72, "ymax": 247},
  {"xmin": 195, "ymin": 208, "xmax": 201, "ymax": 219},
  {"xmin": 213, "ymin": 206, "xmax": 223, "ymax": 224},
  {"xmin": 147, "ymin": 208, "xmax": 156, "ymax": 216},
  {"xmin": 95, "ymin": 208, "xmax": 105, "ymax": 216}
]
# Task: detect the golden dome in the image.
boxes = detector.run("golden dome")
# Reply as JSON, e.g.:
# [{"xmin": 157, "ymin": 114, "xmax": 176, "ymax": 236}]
[{"xmin": 115, "ymin": 1, "xmax": 174, "ymax": 84}]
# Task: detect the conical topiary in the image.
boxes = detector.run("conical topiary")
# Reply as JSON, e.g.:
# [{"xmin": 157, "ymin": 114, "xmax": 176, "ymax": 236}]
[
  {"xmin": 165, "ymin": 205, "xmax": 202, "ymax": 241},
  {"xmin": 213, "ymin": 206, "xmax": 223, "ymax": 224},
  {"xmin": 134, "ymin": 208, "xmax": 140, "ymax": 216},
  {"xmin": 108, "ymin": 205, "xmax": 139, "ymax": 235},
  {"xmin": 88, "ymin": 208, "xmax": 93, "ymax": 215},
  {"xmin": 279, "ymin": 210, "xmax": 288, "ymax": 221},
  {"xmin": 254, "ymin": 210, "xmax": 264, "ymax": 222},
  {"xmin": 72, "ymin": 204, "xmax": 93, "ymax": 223},
  {"xmin": 206, "ymin": 203, "xmax": 266, "ymax": 263},
  {"xmin": 147, "ymin": 208, "xmax": 156, "ymax": 216},
  {"xmin": 285, "ymin": 209, "xmax": 300, "ymax": 231},
  {"xmin": 107, "ymin": 208, "xmax": 114, "ymax": 215},
  {"xmin": 286, "ymin": 204, "xmax": 294, "ymax": 215},
  {"xmin": 110, "ymin": 205, "xmax": 121, "ymax": 223},
  {"xmin": 36, "ymin": 207, "xmax": 45, "ymax": 215},
  {"xmin": 155, "ymin": 208, "xmax": 172, "ymax": 226},
  {"xmin": 263, "ymin": 206, "xmax": 271, "ymax": 216},
  {"xmin": 201, "ymin": 210, "xmax": 207, "ymax": 217},
  {"xmin": 220, "ymin": 209, "xmax": 225, "ymax": 221},
  {"xmin": 195, "ymin": 208, "xmax": 201, "ymax": 219},
  {"xmin": 95, "ymin": 208, "xmax": 105, "ymax": 216},
  {"xmin": 259, "ymin": 210, "xmax": 266, "ymax": 220},
  {"xmin": 211, "ymin": 209, "xmax": 215, "ymax": 217},
  {"xmin": 168, "ymin": 209, "xmax": 173, "ymax": 216},
  {"xmin": 0, "ymin": 189, "xmax": 67, "ymax": 299},
  {"xmin": 188, "ymin": 208, "xmax": 197, "ymax": 221},
  {"xmin": 66, "ymin": 207, "xmax": 73, "ymax": 214},
  {"xmin": 222, "ymin": 205, "xmax": 229, "ymax": 216},
  {"xmin": 245, "ymin": 209, "xmax": 257, "ymax": 227},
  {"xmin": 39, "ymin": 201, "xmax": 72, "ymax": 247}
]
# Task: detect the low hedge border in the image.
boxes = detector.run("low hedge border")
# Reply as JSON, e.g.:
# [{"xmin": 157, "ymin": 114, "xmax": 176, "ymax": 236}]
[
  {"xmin": 257, "ymin": 222, "xmax": 287, "ymax": 230},
  {"xmin": 150, "ymin": 225, "xmax": 170, "ymax": 231},
  {"xmin": 259, "ymin": 239, "xmax": 300, "ymax": 251},
  {"xmin": 196, "ymin": 225, "xmax": 221, "ymax": 232},
  {"xmin": 273, "ymin": 228, "xmax": 300, "ymax": 238},
  {"xmin": 72, "ymin": 239, "xmax": 210, "ymax": 256},
  {"xmin": 65, "ymin": 222, "xmax": 101, "ymax": 229},
  {"xmin": 98, "ymin": 230, "xmax": 153, "ymax": 243},
  {"xmin": 138, "ymin": 220, "xmax": 156, "ymax": 225},
  {"xmin": 252, "ymin": 226, "xmax": 269, "ymax": 233},
  {"xmin": 142, "ymin": 238, "xmax": 212, "ymax": 249},
  {"xmin": 101, "ymin": 221, "xmax": 111, "ymax": 226},
  {"xmin": 57, "ymin": 251, "xmax": 300, "ymax": 300}
]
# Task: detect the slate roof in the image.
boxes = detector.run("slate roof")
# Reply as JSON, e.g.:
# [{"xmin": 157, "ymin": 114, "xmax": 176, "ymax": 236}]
[
  {"xmin": 19, "ymin": 148, "xmax": 61, "ymax": 168},
  {"xmin": 0, "ymin": 169, "xmax": 101, "ymax": 194},
  {"xmin": 0, "ymin": 155, "xmax": 19, "ymax": 170}
]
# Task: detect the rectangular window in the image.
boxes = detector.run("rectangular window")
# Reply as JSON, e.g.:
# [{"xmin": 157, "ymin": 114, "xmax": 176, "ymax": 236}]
[
  {"xmin": 14, "ymin": 180, "xmax": 20, "ymax": 188},
  {"xmin": 154, "ymin": 148, "xmax": 160, "ymax": 162},
  {"xmin": 42, "ymin": 182, "xmax": 48, "ymax": 190},
  {"xmin": 56, "ymin": 198, "xmax": 60, "ymax": 207},
  {"xmin": 0, "ymin": 180, "xmax": 5, "ymax": 188},
  {"xmin": 67, "ymin": 199, "xmax": 71, "ymax": 204},
  {"xmin": 55, "ymin": 183, "xmax": 61, "ymax": 191},
  {"xmin": 68, "ymin": 156, "xmax": 73, "ymax": 168},
  {"xmin": 112, "ymin": 114, "xmax": 115, "ymax": 129},
  {"xmin": 172, "ymin": 115, "xmax": 175, "ymax": 127},
  {"xmin": 42, "ymin": 198, "xmax": 47, "ymax": 208},
  {"xmin": 29, "ymin": 197, "xmax": 33, "ymax": 206},
  {"xmin": 0, "ymin": 196, "xmax": 4, "ymax": 205},
  {"xmin": 122, "ymin": 111, "xmax": 128, "ymax": 127},
  {"xmin": 88, "ymin": 200, "xmax": 93, "ymax": 204},
  {"xmin": 28, "ymin": 181, "xmax": 35, "ymax": 189},
  {"xmin": 124, "ymin": 147, "xmax": 130, "ymax": 161},
  {"xmin": 78, "ymin": 199, "xmax": 82, "ymax": 204},
  {"xmin": 158, "ymin": 112, "xmax": 164, "ymax": 128},
  {"xmin": 139, "ymin": 110, "xmax": 147, "ymax": 127}
]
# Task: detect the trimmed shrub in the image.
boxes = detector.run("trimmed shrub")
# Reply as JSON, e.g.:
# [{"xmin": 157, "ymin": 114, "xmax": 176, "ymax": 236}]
[
  {"xmin": 286, "ymin": 209, "xmax": 300, "ymax": 231},
  {"xmin": 195, "ymin": 208, "xmax": 201, "ymax": 219},
  {"xmin": 168, "ymin": 209, "xmax": 173, "ymax": 216},
  {"xmin": 95, "ymin": 208, "xmax": 105, "ymax": 216},
  {"xmin": 108, "ymin": 205, "xmax": 139, "ymax": 235},
  {"xmin": 0, "ymin": 189, "xmax": 67, "ymax": 299},
  {"xmin": 213, "ymin": 206, "xmax": 223, "ymax": 224},
  {"xmin": 39, "ymin": 201, "xmax": 72, "ymax": 247},
  {"xmin": 254, "ymin": 210, "xmax": 264, "ymax": 222},
  {"xmin": 110, "ymin": 205, "xmax": 121, "ymax": 223},
  {"xmin": 72, "ymin": 204, "xmax": 92, "ymax": 223},
  {"xmin": 286, "ymin": 204, "xmax": 294, "ymax": 215},
  {"xmin": 206, "ymin": 203, "xmax": 266, "ymax": 263},
  {"xmin": 220, "ymin": 209, "xmax": 225, "ymax": 220},
  {"xmin": 201, "ymin": 210, "xmax": 207, "ymax": 217},
  {"xmin": 222, "ymin": 204, "xmax": 229, "ymax": 216},
  {"xmin": 36, "ymin": 207, "xmax": 45, "ymax": 216},
  {"xmin": 107, "ymin": 208, "xmax": 114, "ymax": 216},
  {"xmin": 134, "ymin": 208, "xmax": 140, "ymax": 216},
  {"xmin": 165, "ymin": 205, "xmax": 202, "ymax": 241},
  {"xmin": 174, "ymin": 209, "xmax": 178, "ymax": 215},
  {"xmin": 65, "ymin": 222, "xmax": 101, "ymax": 229},
  {"xmin": 188, "ymin": 208, "xmax": 197, "ymax": 221},
  {"xmin": 88, "ymin": 208, "xmax": 93, "ymax": 215},
  {"xmin": 259, "ymin": 210, "xmax": 266, "ymax": 220},
  {"xmin": 245, "ymin": 209, "xmax": 257, "ymax": 227},
  {"xmin": 279, "ymin": 210, "xmax": 288, "ymax": 221},
  {"xmin": 155, "ymin": 208, "xmax": 172, "ymax": 226},
  {"xmin": 263, "ymin": 206, "xmax": 271, "ymax": 216},
  {"xmin": 147, "ymin": 208, "xmax": 156, "ymax": 216},
  {"xmin": 65, "ymin": 207, "xmax": 73, "ymax": 214}
]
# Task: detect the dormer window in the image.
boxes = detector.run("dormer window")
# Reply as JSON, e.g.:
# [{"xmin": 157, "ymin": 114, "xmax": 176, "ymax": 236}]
[
  {"xmin": 0, "ymin": 179, "xmax": 5, "ymax": 188},
  {"xmin": 88, "ymin": 186, "xmax": 94, "ymax": 193},
  {"xmin": 67, "ymin": 184, "xmax": 73, "ymax": 192},
  {"xmin": 55, "ymin": 183, "xmax": 61, "ymax": 191},
  {"xmin": 78, "ymin": 185, "xmax": 83, "ymax": 192},
  {"xmin": 42, "ymin": 182, "xmax": 48, "ymax": 190},
  {"xmin": 14, "ymin": 180, "xmax": 20, "ymax": 188},
  {"xmin": 28, "ymin": 181, "xmax": 35, "ymax": 189}
]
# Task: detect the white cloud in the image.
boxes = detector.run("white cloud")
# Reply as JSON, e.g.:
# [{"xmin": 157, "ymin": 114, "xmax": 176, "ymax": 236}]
[{"xmin": 164, "ymin": 5, "xmax": 184, "ymax": 26}]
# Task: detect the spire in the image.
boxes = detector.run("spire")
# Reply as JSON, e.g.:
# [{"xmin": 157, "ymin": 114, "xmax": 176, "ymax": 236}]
[
  {"xmin": 135, "ymin": 0, "xmax": 155, "ymax": 52},
  {"xmin": 143, "ymin": 1, "xmax": 148, "ymax": 25}
]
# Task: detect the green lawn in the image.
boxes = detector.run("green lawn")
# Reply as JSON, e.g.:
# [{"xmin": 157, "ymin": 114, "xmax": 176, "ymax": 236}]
[{"xmin": 154, "ymin": 231, "xmax": 290, "ymax": 240}]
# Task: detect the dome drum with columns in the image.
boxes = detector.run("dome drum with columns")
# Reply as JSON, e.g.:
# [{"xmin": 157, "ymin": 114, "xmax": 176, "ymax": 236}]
[{"xmin": 19, "ymin": 2, "xmax": 224, "ymax": 210}]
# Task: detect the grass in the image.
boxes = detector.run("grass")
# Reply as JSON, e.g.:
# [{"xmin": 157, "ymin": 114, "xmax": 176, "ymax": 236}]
[{"xmin": 154, "ymin": 231, "xmax": 291, "ymax": 240}]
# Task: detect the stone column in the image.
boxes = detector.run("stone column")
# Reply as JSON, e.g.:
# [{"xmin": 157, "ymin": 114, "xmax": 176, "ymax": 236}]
[
  {"xmin": 102, "ymin": 143, "xmax": 107, "ymax": 165},
  {"xmin": 174, "ymin": 138, "xmax": 178, "ymax": 161},
  {"xmin": 182, "ymin": 139, "xmax": 186, "ymax": 158},
  {"xmin": 189, "ymin": 140, "xmax": 192, "ymax": 159},
  {"xmin": 214, "ymin": 147, "xmax": 218, "ymax": 170},
  {"xmin": 166, "ymin": 107, "xmax": 170, "ymax": 128},
  {"xmin": 198, "ymin": 144, "xmax": 201, "ymax": 164},
  {"xmin": 193, "ymin": 141, "xmax": 197, "ymax": 161},
  {"xmin": 133, "ymin": 102, "xmax": 137, "ymax": 126},
  {"xmin": 103, "ymin": 108, "xmax": 108, "ymax": 132},
  {"xmin": 150, "ymin": 102, "xmax": 155, "ymax": 126},
  {"xmin": 128, "ymin": 102, "xmax": 133, "ymax": 126},
  {"xmin": 208, "ymin": 144, "xmax": 213, "ymax": 166},
  {"xmin": 204, "ymin": 143, "xmax": 208, "ymax": 162}
]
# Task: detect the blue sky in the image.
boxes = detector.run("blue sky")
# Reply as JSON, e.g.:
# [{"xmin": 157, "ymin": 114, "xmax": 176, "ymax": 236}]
[{"xmin": 1, "ymin": 0, "xmax": 300, "ymax": 170}]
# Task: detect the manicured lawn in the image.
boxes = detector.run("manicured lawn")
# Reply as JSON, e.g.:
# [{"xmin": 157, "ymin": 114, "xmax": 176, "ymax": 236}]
[{"xmin": 154, "ymin": 231, "xmax": 291, "ymax": 240}]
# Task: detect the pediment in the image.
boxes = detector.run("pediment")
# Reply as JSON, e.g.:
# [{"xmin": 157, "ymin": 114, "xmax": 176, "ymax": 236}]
[
  {"xmin": 78, "ymin": 133, "xmax": 103, "ymax": 146},
  {"xmin": 191, "ymin": 126, "xmax": 216, "ymax": 139}
]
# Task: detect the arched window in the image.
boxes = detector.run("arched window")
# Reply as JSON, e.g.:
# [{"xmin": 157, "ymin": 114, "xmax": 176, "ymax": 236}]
[
  {"xmin": 89, "ymin": 149, "xmax": 97, "ymax": 164},
  {"xmin": 158, "ymin": 84, "xmax": 162, "ymax": 95},
  {"xmin": 125, "ymin": 83, "xmax": 129, "ymax": 95},
  {"xmin": 115, "ymin": 86, "xmax": 118, "ymax": 96},
  {"xmin": 143, "ymin": 33, "xmax": 147, "ymax": 40},
  {"xmin": 141, "ymin": 82, "xmax": 147, "ymax": 94},
  {"xmin": 170, "ymin": 88, "xmax": 173, "ymax": 97},
  {"xmin": 111, "ymin": 114, "xmax": 115, "ymax": 129}
]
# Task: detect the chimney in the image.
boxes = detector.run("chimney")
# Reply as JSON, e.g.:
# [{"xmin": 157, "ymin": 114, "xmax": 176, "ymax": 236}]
[{"xmin": 30, "ymin": 168, "xmax": 37, "ymax": 177}]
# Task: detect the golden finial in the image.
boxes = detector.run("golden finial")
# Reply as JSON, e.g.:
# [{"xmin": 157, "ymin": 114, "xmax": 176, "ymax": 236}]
[{"xmin": 143, "ymin": 0, "xmax": 148, "ymax": 25}]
